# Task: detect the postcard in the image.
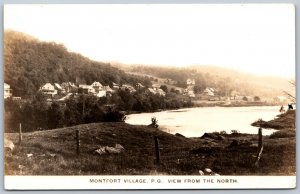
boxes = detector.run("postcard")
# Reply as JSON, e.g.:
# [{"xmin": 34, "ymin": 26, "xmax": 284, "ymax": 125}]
[{"xmin": 3, "ymin": 4, "xmax": 296, "ymax": 190}]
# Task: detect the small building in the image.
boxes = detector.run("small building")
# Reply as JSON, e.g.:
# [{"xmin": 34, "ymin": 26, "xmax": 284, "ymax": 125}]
[
  {"xmin": 40, "ymin": 83, "xmax": 57, "ymax": 96},
  {"xmin": 91, "ymin": 81, "xmax": 103, "ymax": 93},
  {"xmin": 135, "ymin": 83, "xmax": 145, "ymax": 89},
  {"xmin": 4, "ymin": 83, "xmax": 12, "ymax": 99},
  {"xmin": 54, "ymin": 83, "xmax": 65, "ymax": 94},
  {"xmin": 186, "ymin": 78, "xmax": 195, "ymax": 85},
  {"xmin": 156, "ymin": 89, "xmax": 166, "ymax": 97},
  {"xmin": 146, "ymin": 88, "xmax": 156, "ymax": 95},
  {"xmin": 96, "ymin": 90, "xmax": 106, "ymax": 98},
  {"xmin": 112, "ymin": 82, "xmax": 120, "ymax": 90},
  {"xmin": 202, "ymin": 88, "xmax": 215, "ymax": 96},
  {"xmin": 152, "ymin": 84, "xmax": 161, "ymax": 89}
]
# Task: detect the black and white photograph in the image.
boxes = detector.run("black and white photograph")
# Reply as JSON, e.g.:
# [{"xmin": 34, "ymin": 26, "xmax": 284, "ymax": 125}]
[{"xmin": 3, "ymin": 4, "xmax": 296, "ymax": 189}]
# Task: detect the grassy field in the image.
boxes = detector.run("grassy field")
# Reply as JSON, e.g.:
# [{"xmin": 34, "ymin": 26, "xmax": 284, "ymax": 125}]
[{"xmin": 5, "ymin": 116, "xmax": 296, "ymax": 175}]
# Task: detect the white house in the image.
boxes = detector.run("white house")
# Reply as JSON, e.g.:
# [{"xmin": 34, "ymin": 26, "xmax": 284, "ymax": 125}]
[
  {"xmin": 91, "ymin": 81, "xmax": 103, "ymax": 93},
  {"xmin": 156, "ymin": 89, "xmax": 166, "ymax": 97},
  {"xmin": 4, "ymin": 83, "xmax": 12, "ymax": 99},
  {"xmin": 112, "ymin": 82, "xmax": 119, "ymax": 89},
  {"xmin": 186, "ymin": 78, "xmax": 195, "ymax": 85},
  {"xmin": 203, "ymin": 88, "xmax": 215, "ymax": 96},
  {"xmin": 40, "ymin": 83, "xmax": 57, "ymax": 96}
]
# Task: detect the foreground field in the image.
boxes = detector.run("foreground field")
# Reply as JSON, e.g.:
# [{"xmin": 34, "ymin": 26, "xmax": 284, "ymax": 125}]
[{"xmin": 5, "ymin": 116, "xmax": 295, "ymax": 175}]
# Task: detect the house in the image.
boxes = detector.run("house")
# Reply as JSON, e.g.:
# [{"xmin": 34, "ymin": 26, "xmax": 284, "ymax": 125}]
[
  {"xmin": 79, "ymin": 84, "xmax": 95, "ymax": 94},
  {"xmin": 146, "ymin": 88, "xmax": 156, "ymax": 95},
  {"xmin": 54, "ymin": 83, "xmax": 65, "ymax": 94},
  {"xmin": 91, "ymin": 81, "xmax": 103, "ymax": 93},
  {"xmin": 4, "ymin": 83, "xmax": 12, "ymax": 99},
  {"xmin": 135, "ymin": 83, "xmax": 145, "ymax": 89},
  {"xmin": 103, "ymin": 85, "xmax": 113, "ymax": 93},
  {"xmin": 186, "ymin": 78, "xmax": 195, "ymax": 85},
  {"xmin": 202, "ymin": 88, "xmax": 215, "ymax": 96},
  {"xmin": 61, "ymin": 82, "xmax": 76, "ymax": 93},
  {"xmin": 152, "ymin": 84, "xmax": 161, "ymax": 89},
  {"xmin": 112, "ymin": 82, "xmax": 120, "ymax": 90},
  {"xmin": 96, "ymin": 91, "xmax": 106, "ymax": 98},
  {"xmin": 39, "ymin": 83, "xmax": 57, "ymax": 96},
  {"xmin": 187, "ymin": 90, "xmax": 195, "ymax": 98},
  {"xmin": 121, "ymin": 84, "xmax": 136, "ymax": 93},
  {"xmin": 156, "ymin": 89, "xmax": 166, "ymax": 97}
]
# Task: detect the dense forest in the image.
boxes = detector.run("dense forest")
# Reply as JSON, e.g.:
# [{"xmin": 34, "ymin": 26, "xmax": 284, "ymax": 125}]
[{"xmin": 4, "ymin": 30, "xmax": 151, "ymax": 98}]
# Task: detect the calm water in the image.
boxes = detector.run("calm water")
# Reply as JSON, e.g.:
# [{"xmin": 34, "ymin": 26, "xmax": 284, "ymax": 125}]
[{"xmin": 125, "ymin": 106, "xmax": 281, "ymax": 137}]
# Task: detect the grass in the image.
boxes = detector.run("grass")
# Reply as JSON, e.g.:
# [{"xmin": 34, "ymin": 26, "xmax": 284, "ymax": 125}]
[
  {"xmin": 252, "ymin": 110, "xmax": 296, "ymax": 129},
  {"xmin": 269, "ymin": 129, "xmax": 296, "ymax": 139},
  {"xmin": 5, "ymin": 121, "xmax": 296, "ymax": 176}
]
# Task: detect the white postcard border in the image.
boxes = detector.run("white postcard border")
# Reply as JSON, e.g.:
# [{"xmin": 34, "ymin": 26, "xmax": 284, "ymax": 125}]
[{"xmin": 5, "ymin": 176, "xmax": 296, "ymax": 190}]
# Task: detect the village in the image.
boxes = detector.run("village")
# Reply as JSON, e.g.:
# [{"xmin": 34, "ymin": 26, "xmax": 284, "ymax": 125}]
[{"xmin": 4, "ymin": 78, "xmax": 289, "ymax": 105}]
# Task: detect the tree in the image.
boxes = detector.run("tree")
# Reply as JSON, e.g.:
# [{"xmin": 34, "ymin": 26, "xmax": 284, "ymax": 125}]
[
  {"xmin": 283, "ymin": 80, "xmax": 296, "ymax": 103},
  {"xmin": 160, "ymin": 85, "xmax": 168, "ymax": 93},
  {"xmin": 254, "ymin": 96, "xmax": 261, "ymax": 101}
]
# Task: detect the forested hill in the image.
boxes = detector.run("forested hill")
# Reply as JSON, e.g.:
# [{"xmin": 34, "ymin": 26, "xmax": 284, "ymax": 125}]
[
  {"xmin": 123, "ymin": 64, "xmax": 293, "ymax": 98},
  {"xmin": 4, "ymin": 30, "xmax": 151, "ymax": 98}
]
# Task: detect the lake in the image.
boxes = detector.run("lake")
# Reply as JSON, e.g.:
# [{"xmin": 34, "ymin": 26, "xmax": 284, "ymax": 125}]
[{"xmin": 125, "ymin": 106, "xmax": 281, "ymax": 137}]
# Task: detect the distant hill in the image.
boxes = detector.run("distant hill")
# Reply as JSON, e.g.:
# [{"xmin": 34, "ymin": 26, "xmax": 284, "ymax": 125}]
[
  {"xmin": 116, "ymin": 64, "xmax": 294, "ymax": 98},
  {"xmin": 4, "ymin": 30, "xmax": 151, "ymax": 98}
]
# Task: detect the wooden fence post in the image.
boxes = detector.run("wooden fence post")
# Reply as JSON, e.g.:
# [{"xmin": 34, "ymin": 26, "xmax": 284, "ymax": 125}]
[
  {"xmin": 76, "ymin": 130, "xmax": 80, "ymax": 155},
  {"xmin": 255, "ymin": 128, "xmax": 263, "ymax": 167},
  {"xmin": 154, "ymin": 136, "xmax": 160, "ymax": 165},
  {"xmin": 19, "ymin": 123, "xmax": 22, "ymax": 144}
]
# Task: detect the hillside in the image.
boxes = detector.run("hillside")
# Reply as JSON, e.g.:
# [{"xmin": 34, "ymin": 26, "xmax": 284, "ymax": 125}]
[
  {"xmin": 117, "ymin": 64, "xmax": 293, "ymax": 98},
  {"xmin": 4, "ymin": 30, "xmax": 151, "ymax": 98},
  {"xmin": 5, "ymin": 122, "xmax": 295, "ymax": 175}
]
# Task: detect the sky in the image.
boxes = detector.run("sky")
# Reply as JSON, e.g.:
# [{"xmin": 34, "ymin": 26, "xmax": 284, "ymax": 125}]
[{"xmin": 4, "ymin": 4, "xmax": 295, "ymax": 78}]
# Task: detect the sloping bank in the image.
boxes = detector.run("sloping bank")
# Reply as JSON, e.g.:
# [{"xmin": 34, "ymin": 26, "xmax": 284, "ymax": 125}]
[{"xmin": 4, "ymin": 111, "xmax": 296, "ymax": 175}]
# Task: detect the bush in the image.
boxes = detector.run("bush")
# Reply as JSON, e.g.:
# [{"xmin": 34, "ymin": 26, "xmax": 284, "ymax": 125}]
[
  {"xmin": 269, "ymin": 129, "xmax": 295, "ymax": 139},
  {"xmin": 103, "ymin": 109, "xmax": 126, "ymax": 122},
  {"xmin": 230, "ymin": 130, "xmax": 240, "ymax": 135},
  {"xmin": 149, "ymin": 117, "xmax": 159, "ymax": 128}
]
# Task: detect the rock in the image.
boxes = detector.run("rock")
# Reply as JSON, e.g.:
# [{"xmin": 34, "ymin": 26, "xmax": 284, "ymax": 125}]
[
  {"xmin": 175, "ymin": 133, "xmax": 185, "ymax": 138},
  {"xmin": 95, "ymin": 147, "xmax": 106, "ymax": 155},
  {"xmin": 4, "ymin": 138, "xmax": 14, "ymax": 151},
  {"xmin": 199, "ymin": 170, "xmax": 205, "ymax": 175},
  {"xmin": 95, "ymin": 144, "xmax": 125, "ymax": 155},
  {"xmin": 201, "ymin": 133, "xmax": 225, "ymax": 140},
  {"xmin": 105, "ymin": 146, "xmax": 121, "ymax": 154},
  {"xmin": 115, "ymin": 144, "xmax": 124, "ymax": 150},
  {"xmin": 204, "ymin": 168, "xmax": 212, "ymax": 174},
  {"xmin": 112, "ymin": 134, "xmax": 117, "ymax": 137}
]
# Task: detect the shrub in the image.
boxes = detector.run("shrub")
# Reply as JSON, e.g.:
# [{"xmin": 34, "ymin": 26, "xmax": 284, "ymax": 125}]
[
  {"xmin": 230, "ymin": 130, "xmax": 240, "ymax": 135},
  {"xmin": 149, "ymin": 117, "xmax": 159, "ymax": 128}
]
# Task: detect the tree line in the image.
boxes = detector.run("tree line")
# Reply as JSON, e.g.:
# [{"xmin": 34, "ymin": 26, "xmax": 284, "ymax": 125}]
[{"xmin": 5, "ymin": 89, "xmax": 193, "ymax": 132}]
